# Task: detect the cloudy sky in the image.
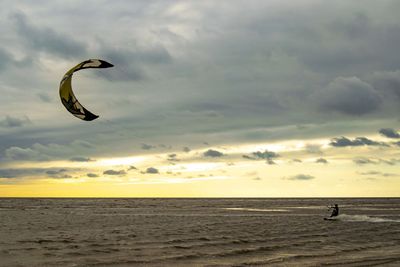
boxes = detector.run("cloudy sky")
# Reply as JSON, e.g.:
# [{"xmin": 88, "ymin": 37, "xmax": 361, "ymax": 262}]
[{"xmin": 0, "ymin": 0, "xmax": 399, "ymax": 197}]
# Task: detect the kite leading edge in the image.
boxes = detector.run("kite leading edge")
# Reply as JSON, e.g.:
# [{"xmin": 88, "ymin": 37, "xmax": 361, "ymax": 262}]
[{"xmin": 59, "ymin": 59, "xmax": 114, "ymax": 121}]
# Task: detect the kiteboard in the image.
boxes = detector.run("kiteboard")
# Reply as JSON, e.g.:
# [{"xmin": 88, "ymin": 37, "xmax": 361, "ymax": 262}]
[{"xmin": 324, "ymin": 217, "xmax": 338, "ymax": 221}]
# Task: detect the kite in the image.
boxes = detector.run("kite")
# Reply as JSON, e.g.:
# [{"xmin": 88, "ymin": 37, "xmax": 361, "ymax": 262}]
[{"xmin": 59, "ymin": 59, "xmax": 113, "ymax": 121}]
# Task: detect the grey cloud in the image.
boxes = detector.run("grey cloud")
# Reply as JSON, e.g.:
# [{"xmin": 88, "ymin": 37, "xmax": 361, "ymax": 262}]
[
  {"xmin": 279, "ymin": 9, "xmax": 400, "ymax": 74},
  {"xmin": 11, "ymin": 12, "xmax": 86, "ymax": 58},
  {"xmin": 395, "ymin": 141, "xmax": 400, "ymax": 147},
  {"xmin": 358, "ymin": 171, "xmax": 399, "ymax": 177},
  {"xmin": 141, "ymin": 143, "xmax": 155, "ymax": 150},
  {"xmin": 145, "ymin": 167, "xmax": 159, "ymax": 174},
  {"xmin": 0, "ymin": 167, "xmax": 77, "ymax": 179},
  {"xmin": 243, "ymin": 150, "xmax": 279, "ymax": 165},
  {"xmin": 71, "ymin": 140, "xmax": 94, "ymax": 149},
  {"xmin": 316, "ymin": 158, "xmax": 328, "ymax": 164},
  {"xmin": 0, "ymin": 115, "xmax": 31, "ymax": 128},
  {"xmin": 203, "ymin": 149, "xmax": 224, "ymax": 158},
  {"xmin": 95, "ymin": 43, "xmax": 171, "ymax": 81},
  {"xmin": 167, "ymin": 153, "xmax": 179, "ymax": 162},
  {"xmin": 353, "ymin": 157, "xmax": 399, "ymax": 166},
  {"xmin": 37, "ymin": 93, "xmax": 52, "ymax": 103},
  {"xmin": 371, "ymin": 70, "xmax": 400, "ymax": 98},
  {"xmin": 0, "ymin": 168, "xmax": 41, "ymax": 178},
  {"xmin": 128, "ymin": 166, "xmax": 137, "ymax": 171},
  {"xmin": 46, "ymin": 169, "xmax": 72, "ymax": 179},
  {"xmin": 103, "ymin": 169, "xmax": 126, "ymax": 176},
  {"xmin": 45, "ymin": 169, "xmax": 67, "ymax": 175},
  {"xmin": 87, "ymin": 173, "xmax": 99, "ymax": 178},
  {"xmin": 330, "ymin": 136, "xmax": 387, "ymax": 147},
  {"xmin": 69, "ymin": 156, "xmax": 93, "ymax": 162},
  {"xmin": 183, "ymin": 147, "xmax": 191, "ymax": 152},
  {"xmin": 379, "ymin": 128, "xmax": 400, "ymax": 139},
  {"xmin": 305, "ymin": 144, "xmax": 322, "ymax": 154},
  {"xmin": 2, "ymin": 1, "xmax": 400, "ymax": 171},
  {"xmin": 254, "ymin": 150, "xmax": 279, "ymax": 159},
  {"xmin": 286, "ymin": 174, "xmax": 315, "ymax": 181},
  {"xmin": 355, "ymin": 137, "xmax": 388, "ymax": 146},
  {"xmin": 4, "ymin": 146, "xmax": 41, "ymax": 161},
  {"xmin": 246, "ymin": 150, "xmax": 279, "ymax": 160},
  {"xmin": 379, "ymin": 159, "xmax": 400, "ymax": 166},
  {"xmin": 2, "ymin": 140, "xmax": 96, "ymax": 162},
  {"xmin": 0, "ymin": 48, "xmax": 14, "ymax": 72},
  {"xmin": 353, "ymin": 157, "xmax": 377, "ymax": 165},
  {"xmin": 316, "ymin": 77, "xmax": 381, "ymax": 115}
]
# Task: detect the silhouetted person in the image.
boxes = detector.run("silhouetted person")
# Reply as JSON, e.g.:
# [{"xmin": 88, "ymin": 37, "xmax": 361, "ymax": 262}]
[{"xmin": 330, "ymin": 204, "xmax": 339, "ymax": 217}]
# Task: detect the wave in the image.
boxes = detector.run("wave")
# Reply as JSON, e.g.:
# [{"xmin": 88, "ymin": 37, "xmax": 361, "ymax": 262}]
[
  {"xmin": 224, "ymin": 208, "xmax": 289, "ymax": 212},
  {"xmin": 334, "ymin": 214, "xmax": 400, "ymax": 223}
]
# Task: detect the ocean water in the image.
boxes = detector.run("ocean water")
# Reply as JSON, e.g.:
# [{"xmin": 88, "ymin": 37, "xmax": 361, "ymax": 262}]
[{"xmin": 0, "ymin": 198, "xmax": 399, "ymax": 266}]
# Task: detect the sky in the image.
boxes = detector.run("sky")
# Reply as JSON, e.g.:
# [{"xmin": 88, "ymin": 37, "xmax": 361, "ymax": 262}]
[{"xmin": 0, "ymin": 0, "xmax": 400, "ymax": 197}]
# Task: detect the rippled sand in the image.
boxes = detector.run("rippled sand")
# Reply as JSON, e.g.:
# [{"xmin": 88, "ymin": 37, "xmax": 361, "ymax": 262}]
[{"xmin": 0, "ymin": 198, "xmax": 399, "ymax": 266}]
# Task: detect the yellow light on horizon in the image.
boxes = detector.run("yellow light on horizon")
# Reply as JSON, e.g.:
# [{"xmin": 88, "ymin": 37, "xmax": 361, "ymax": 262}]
[{"xmin": 96, "ymin": 156, "xmax": 147, "ymax": 167}]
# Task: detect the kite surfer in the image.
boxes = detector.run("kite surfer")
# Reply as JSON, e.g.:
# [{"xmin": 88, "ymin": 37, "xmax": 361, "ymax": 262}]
[{"xmin": 329, "ymin": 204, "xmax": 339, "ymax": 217}]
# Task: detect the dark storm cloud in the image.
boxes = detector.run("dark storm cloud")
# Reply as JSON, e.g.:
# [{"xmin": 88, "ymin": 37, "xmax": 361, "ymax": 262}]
[
  {"xmin": 1, "ymin": 1, "xmax": 400, "ymax": 165},
  {"xmin": 316, "ymin": 77, "xmax": 381, "ymax": 115},
  {"xmin": 291, "ymin": 12, "xmax": 400, "ymax": 74},
  {"xmin": 69, "ymin": 156, "xmax": 93, "ymax": 162},
  {"xmin": 96, "ymin": 43, "xmax": 171, "ymax": 81},
  {"xmin": 379, "ymin": 128, "xmax": 400, "ymax": 139},
  {"xmin": 103, "ymin": 169, "xmax": 126, "ymax": 176},
  {"xmin": 145, "ymin": 167, "xmax": 159, "ymax": 174},
  {"xmin": 330, "ymin": 136, "xmax": 387, "ymax": 147},
  {"xmin": 11, "ymin": 12, "xmax": 87, "ymax": 58},
  {"xmin": 371, "ymin": 70, "xmax": 400, "ymax": 98},
  {"xmin": 203, "ymin": 149, "xmax": 224, "ymax": 158},
  {"xmin": 0, "ymin": 115, "xmax": 31, "ymax": 128},
  {"xmin": 286, "ymin": 174, "xmax": 315, "ymax": 181}
]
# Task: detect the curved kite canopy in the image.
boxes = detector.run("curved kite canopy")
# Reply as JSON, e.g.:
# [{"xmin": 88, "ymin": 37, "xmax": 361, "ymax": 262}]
[{"xmin": 59, "ymin": 59, "xmax": 114, "ymax": 121}]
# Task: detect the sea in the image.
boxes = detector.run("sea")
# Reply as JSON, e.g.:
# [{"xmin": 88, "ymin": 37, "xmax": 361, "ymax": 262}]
[{"xmin": 0, "ymin": 198, "xmax": 399, "ymax": 266}]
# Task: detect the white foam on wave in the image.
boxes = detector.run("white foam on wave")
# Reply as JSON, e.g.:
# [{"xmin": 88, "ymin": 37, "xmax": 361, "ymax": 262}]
[
  {"xmin": 337, "ymin": 214, "xmax": 400, "ymax": 223},
  {"xmin": 224, "ymin": 208, "xmax": 289, "ymax": 212}
]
